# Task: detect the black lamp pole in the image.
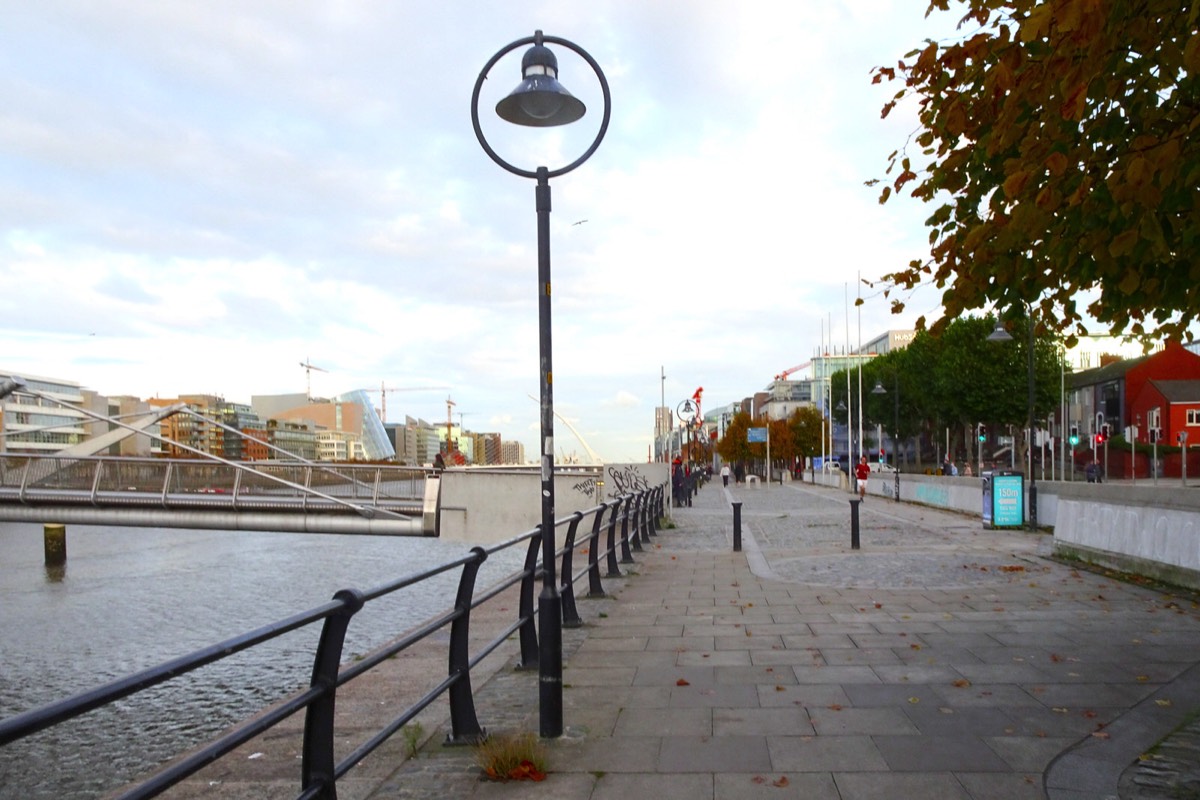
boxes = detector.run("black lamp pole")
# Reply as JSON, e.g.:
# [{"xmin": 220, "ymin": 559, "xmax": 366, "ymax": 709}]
[
  {"xmin": 1025, "ymin": 317, "xmax": 1038, "ymax": 528},
  {"xmin": 472, "ymin": 31, "xmax": 610, "ymax": 738},
  {"xmin": 872, "ymin": 375, "xmax": 901, "ymax": 501},
  {"xmin": 988, "ymin": 309, "xmax": 1037, "ymax": 529}
]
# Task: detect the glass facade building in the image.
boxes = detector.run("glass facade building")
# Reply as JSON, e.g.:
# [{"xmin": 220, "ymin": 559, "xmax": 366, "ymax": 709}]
[
  {"xmin": 335, "ymin": 390, "xmax": 395, "ymax": 461},
  {"xmin": 0, "ymin": 371, "xmax": 88, "ymax": 453}
]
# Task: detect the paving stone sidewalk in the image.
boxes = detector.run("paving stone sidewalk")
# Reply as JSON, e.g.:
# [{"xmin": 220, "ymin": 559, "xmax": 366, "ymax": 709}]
[{"xmin": 368, "ymin": 479, "xmax": 1200, "ymax": 799}]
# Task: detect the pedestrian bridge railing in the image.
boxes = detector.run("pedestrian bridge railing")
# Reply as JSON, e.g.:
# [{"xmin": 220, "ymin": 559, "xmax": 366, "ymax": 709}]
[
  {"xmin": 0, "ymin": 484, "xmax": 666, "ymax": 800},
  {"xmin": 0, "ymin": 453, "xmax": 428, "ymax": 515}
]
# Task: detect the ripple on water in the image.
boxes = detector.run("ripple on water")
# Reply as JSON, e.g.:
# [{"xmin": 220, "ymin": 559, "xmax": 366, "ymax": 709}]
[{"xmin": 0, "ymin": 523, "xmax": 525, "ymax": 799}]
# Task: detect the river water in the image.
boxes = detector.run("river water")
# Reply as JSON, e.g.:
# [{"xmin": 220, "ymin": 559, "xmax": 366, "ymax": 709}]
[{"xmin": 0, "ymin": 522, "xmax": 526, "ymax": 799}]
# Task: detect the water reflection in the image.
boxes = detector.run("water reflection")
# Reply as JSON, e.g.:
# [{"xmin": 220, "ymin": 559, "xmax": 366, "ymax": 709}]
[{"xmin": 0, "ymin": 522, "xmax": 523, "ymax": 799}]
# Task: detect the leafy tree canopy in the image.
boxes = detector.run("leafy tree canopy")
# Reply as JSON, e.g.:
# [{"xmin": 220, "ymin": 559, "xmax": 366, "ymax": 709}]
[
  {"xmin": 873, "ymin": 0, "xmax": 1199, "ymax": 345},
  {"xmin": 716, "ymin": 411, "xmax": 755, "ymax": 464}
]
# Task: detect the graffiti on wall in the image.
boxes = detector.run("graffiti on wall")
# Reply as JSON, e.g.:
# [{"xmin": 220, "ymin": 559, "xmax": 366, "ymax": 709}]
[
  {"xmin": 572, "ymin": 477, "xmax": 599, "ymax": 500},
  {"xmin": 606, "ymin": 464, "xmax": 652, "ymax": 498}
]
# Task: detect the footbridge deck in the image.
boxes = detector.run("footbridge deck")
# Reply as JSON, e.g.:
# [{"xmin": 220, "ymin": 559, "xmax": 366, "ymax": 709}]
[{"xmin": 0, "ymin": 454, "xmax": 430, "ymax": 534}]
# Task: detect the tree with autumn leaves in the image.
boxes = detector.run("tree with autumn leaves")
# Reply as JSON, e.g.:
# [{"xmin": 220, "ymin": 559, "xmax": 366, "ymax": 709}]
[
  {"xmin": 716, "ymin": 407, "xmax": 827, "ymax": 477},
  {"xmin": 873, "ymin": 0, "xmax": 1199, "ymax": 345}
]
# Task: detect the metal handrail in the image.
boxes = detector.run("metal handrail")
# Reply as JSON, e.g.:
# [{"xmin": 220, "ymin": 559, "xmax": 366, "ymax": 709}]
[{"xmin": 0, "ymin": 484, "xmax": 667, "ymax": 799}]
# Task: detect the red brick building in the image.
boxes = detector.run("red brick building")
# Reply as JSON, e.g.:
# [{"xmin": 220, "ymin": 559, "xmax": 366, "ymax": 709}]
[{"xmin": 1068, "ymin": 341, "xmax": 1200, "ymax": 478}]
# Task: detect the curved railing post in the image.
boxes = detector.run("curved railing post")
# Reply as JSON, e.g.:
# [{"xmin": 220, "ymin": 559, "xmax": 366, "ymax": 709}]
[
  {"xmin": 646, "ymin": 486, "xmax": 659, "ymax": 537},
  {"xmin": 619, "ymin": 494, "xmax": 636, "ymax": 563},
  {"xmin": 302, "ymin": 587, "xmax": 366, "ymax": 800},
  {"xmin": 560, "ymin": 512, "xmax": 585, "ymax": 628},
  {"xmin": 586, "ymin": 502, "xmax": 610, "ymax": 597},
  {"xmin": 446, "ymin": 546, "xmax": 488, "ymax": 745},
  {"xmin": 605, "ymin": 497, "xmax": 625, "ymax": 576},
  {"xmin": 625, "ymin": 493, "xmax": 643, "ymax": 553},
  {"xmin": 517, "ymin": 534, "xmax": 541, "ymax": 668},
  {"xmin": 630, "ymin": 491, "xmax": 645, "ymax": 546},
  {"xmin": 638, "ymin": 490, "xmax": 652, "ymax": 544}
]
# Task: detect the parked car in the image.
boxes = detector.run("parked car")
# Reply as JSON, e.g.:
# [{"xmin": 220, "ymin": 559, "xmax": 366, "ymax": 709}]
[{"xmin": 870, "ymin": 462, "xmax": 897, "ymax": 473}]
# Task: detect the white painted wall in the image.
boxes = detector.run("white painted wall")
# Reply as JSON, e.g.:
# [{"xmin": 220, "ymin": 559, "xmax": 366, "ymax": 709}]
[{"xmin": 435, "ymin": 464, "xmax": 668, "ymax": 544}]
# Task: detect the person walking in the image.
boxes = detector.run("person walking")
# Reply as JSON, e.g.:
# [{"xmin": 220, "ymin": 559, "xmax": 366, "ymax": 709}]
[
  {"xmin": 854, "ymin": 455, "xmax": 870, "ymax": 500},
  {"xmin": 672, "ymin": 457, "xmax": 684, "ymax": 506},
  {"xmin": 721, "ymin": 463, "xmax": 731, "ymax": 487}
]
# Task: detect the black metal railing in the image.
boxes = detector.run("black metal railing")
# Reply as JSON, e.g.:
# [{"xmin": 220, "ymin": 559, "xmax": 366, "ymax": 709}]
[{"xmin": 0, "ymin": 484, "xmax": 666, "ymax": 800}]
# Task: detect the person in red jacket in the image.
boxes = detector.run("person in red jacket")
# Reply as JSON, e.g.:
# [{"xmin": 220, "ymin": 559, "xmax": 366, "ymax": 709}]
[{"xmin": 854, "ymin": 455, "xmax": 870, "ymax": 500}]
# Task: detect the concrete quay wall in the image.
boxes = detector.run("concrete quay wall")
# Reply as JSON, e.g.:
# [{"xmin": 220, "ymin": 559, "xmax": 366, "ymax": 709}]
[
  {"xmin": 808, "ymin": 468, "xmax": 1200, "ymax": 589},
  {"xmin": 435, "ymin": 462, "xmax": 669, "ymax": 543}
]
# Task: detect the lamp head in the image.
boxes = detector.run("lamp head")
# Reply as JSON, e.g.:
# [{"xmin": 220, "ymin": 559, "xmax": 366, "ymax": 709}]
[
  {"xmin": 495, "ymin": 32, "xmax": 586, "ymax": 127},
  {"xmin": 0, "ymin": 375, "xmax": 27, "ymax": 400},
  {"xmin": 987, "ymin": 321, "xmax": 1014, "ymax": 342}
]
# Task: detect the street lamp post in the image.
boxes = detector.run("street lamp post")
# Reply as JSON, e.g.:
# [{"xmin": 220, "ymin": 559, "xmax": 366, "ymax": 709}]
[
  {"xmin": 872, "ymin": 376, "xmax": 900, "ymax": 501},
  {"xmin": 836, "ymin": 399, "xmax": 849, "ymax": 472},
  {"xmin": 988, "ymin": 313, "xmax": 1037, "ymax": 530},
  {"xmin": 472, "ymin": 31, "xmax": 610, "ymax": 739}
]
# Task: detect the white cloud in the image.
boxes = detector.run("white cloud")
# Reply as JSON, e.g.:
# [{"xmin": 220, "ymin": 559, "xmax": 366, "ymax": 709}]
[{"xmin": 0, "ymin": 0, "xmax": 972, "ymax": 461}]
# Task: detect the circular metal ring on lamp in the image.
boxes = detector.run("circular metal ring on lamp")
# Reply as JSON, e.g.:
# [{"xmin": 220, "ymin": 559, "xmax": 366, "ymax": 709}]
[{"xmin": 471, "ymin": 33, "xmax": 611, "ymax": 180}]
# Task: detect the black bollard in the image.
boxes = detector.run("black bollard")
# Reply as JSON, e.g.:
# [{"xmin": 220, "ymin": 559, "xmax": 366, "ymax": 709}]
[
  {"xmin": 849, "ymin": 499, "xmax": 861, "ymax": 550},
  {"xmin": 894, "ymin": 470, "xmax": 900, "ymax": 503},
  {"xmin": 1029, "ymin": 483, "xmax": 1038, "ymax": 530},
  {"xmin": 732, "ymin": 501, "xmax": 742, "ymax": 552}
]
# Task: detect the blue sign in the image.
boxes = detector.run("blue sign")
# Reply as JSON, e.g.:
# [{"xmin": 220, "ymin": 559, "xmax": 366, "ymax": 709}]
[
  {"xmin": 747, "ymin": 427, "xmax": 768, "ymax": 443},
  {"xmin": 991, "ymin": 473, "xmax": 1025, "ymax": 527}
]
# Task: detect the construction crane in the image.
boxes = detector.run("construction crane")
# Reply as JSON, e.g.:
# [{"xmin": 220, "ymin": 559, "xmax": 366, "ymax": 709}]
[
  {"xmin": 774, "ymin": 362, "xmax": 810, "ymax": 381},
  {"xmin": 300, "ymin": 359, "xmax": 329, "ymax": 401},
  {"xmin": 365, "ymin": 383, "xmax": 449, "ymax": 423}
]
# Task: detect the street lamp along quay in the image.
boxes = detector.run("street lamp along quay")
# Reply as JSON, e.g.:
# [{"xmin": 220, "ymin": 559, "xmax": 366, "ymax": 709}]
[
  {"xmin": 987, "ymin": 313, "xmax": 1038, "ymax": 530},
  {"xmin": 871, "ymin": 377, "xmax": 900, "ymax": 502},
  {"xmin": 472, "ymin": 31, "xmax": 610, "ymax": 740}
]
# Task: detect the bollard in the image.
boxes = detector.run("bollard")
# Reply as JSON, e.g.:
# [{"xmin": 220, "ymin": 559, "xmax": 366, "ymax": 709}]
[
  {"xmin": 44, "ymin": 523, "xmax": 67, "ymax": 566},
  {"xmin": 732, "ymin": 501, "xmax": 742, "ymax": 552},
  {"xmin": 849, "ymin": 499, "xmax": 860, "ymax": 550}
]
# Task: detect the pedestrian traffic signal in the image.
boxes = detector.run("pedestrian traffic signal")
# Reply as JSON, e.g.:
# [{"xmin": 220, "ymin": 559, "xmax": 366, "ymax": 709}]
[
  {"xmin": 1096, "ymin": 425, "xmax": 1108, "ymax": 445},
  {"xmin": 1069, "ymin": 425, "xmax": 1080, "ymax": 446},
  {"xmin": 977, "ymin": 424, "xmax": 986, "ymax": 443}
]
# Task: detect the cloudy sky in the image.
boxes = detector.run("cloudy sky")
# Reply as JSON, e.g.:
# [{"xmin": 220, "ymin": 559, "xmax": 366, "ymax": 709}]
[{"xmin": 1, "ymin": 1, "xmax": 965, "ymax": 463}]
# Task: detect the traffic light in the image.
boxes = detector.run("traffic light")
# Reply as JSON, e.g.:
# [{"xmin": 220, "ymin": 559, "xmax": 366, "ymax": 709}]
[
  {"xmin": 1069, "ymin": 425, "xmax": 1080, "ymax": 446},
  {"xmin": 977, "ymin": 424, "xmax": 986, "ymax": 443},
  {"xmin": 1150, "ymin": 427, "xmax": 1160, "ymax": 443},
  {"xmin": 1096, "ymin": 424, "xmax": 1108, "ymax": 445}
]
